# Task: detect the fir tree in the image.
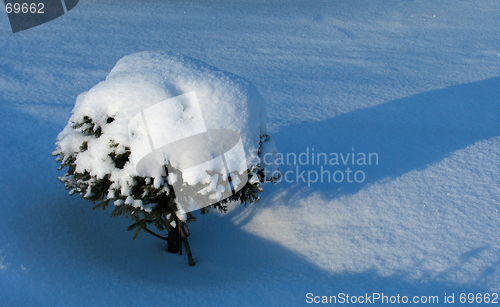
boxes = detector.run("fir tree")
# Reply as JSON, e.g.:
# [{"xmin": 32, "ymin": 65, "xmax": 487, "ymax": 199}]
[{"xmin": 54, "ymin": 52, "xmax": 280, "ymax": 266}]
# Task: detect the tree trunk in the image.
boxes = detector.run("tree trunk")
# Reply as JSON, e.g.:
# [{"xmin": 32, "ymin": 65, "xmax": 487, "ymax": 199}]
[{"xmin": 166, "ymin": 225, "xmax": 180, "ymax": 253}]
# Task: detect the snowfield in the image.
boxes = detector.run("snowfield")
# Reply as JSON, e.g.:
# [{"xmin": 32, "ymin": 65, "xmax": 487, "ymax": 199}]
[{"xmin": 1, "ymin": 0, "xmax": 500, "ymax": 306}]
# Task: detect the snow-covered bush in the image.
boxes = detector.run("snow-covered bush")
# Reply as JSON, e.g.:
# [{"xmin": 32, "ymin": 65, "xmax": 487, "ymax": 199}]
[{"xmin": 54, "ymin": 52, "xmax": 279, "ymax": 265}]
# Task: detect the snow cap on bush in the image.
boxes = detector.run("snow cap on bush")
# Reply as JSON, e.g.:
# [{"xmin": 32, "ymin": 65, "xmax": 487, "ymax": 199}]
[{"xmin": 54, "ymin": 51, "xmax": 279, "ymax": 215}]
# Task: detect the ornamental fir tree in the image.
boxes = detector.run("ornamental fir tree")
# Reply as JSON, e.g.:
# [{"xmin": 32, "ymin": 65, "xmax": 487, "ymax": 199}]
[{"xmin": 53, "ymin": 52, "xmax": 279, "ymax": 266}]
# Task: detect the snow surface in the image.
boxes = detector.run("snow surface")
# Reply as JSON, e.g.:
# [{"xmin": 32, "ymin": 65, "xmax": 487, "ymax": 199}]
[{"xmin": 1, "ymin": 0, "xmax": 500, "ymax": 306}]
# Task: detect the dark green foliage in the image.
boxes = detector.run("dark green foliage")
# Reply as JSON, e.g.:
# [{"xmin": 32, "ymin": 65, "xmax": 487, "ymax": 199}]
[
  {"xmin": 71, "ymin": 115, "xmax": 103, "ymax": 138},
  {"xmin": 109, "ymin": 141, "xmax": 130, "ymax": 169}
]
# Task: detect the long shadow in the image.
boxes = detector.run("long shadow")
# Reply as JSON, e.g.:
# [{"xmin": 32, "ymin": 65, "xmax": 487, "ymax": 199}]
[
  {"xmin": 1, "ymin": 91, "xmax": 499, "ymax": 306},
  {"xmin": 273, "ymin": 77, "xmax": 500, "ymax": 198}
]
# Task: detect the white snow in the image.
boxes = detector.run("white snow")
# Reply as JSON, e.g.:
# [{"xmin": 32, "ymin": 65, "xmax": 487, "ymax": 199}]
[
  {"xmin": 54, "ymin": 51, "xmax": 275, "ymax": 212},
  {"xmin": 1, "ymin": 0, "xmax": 500, "ymax": 306}
]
